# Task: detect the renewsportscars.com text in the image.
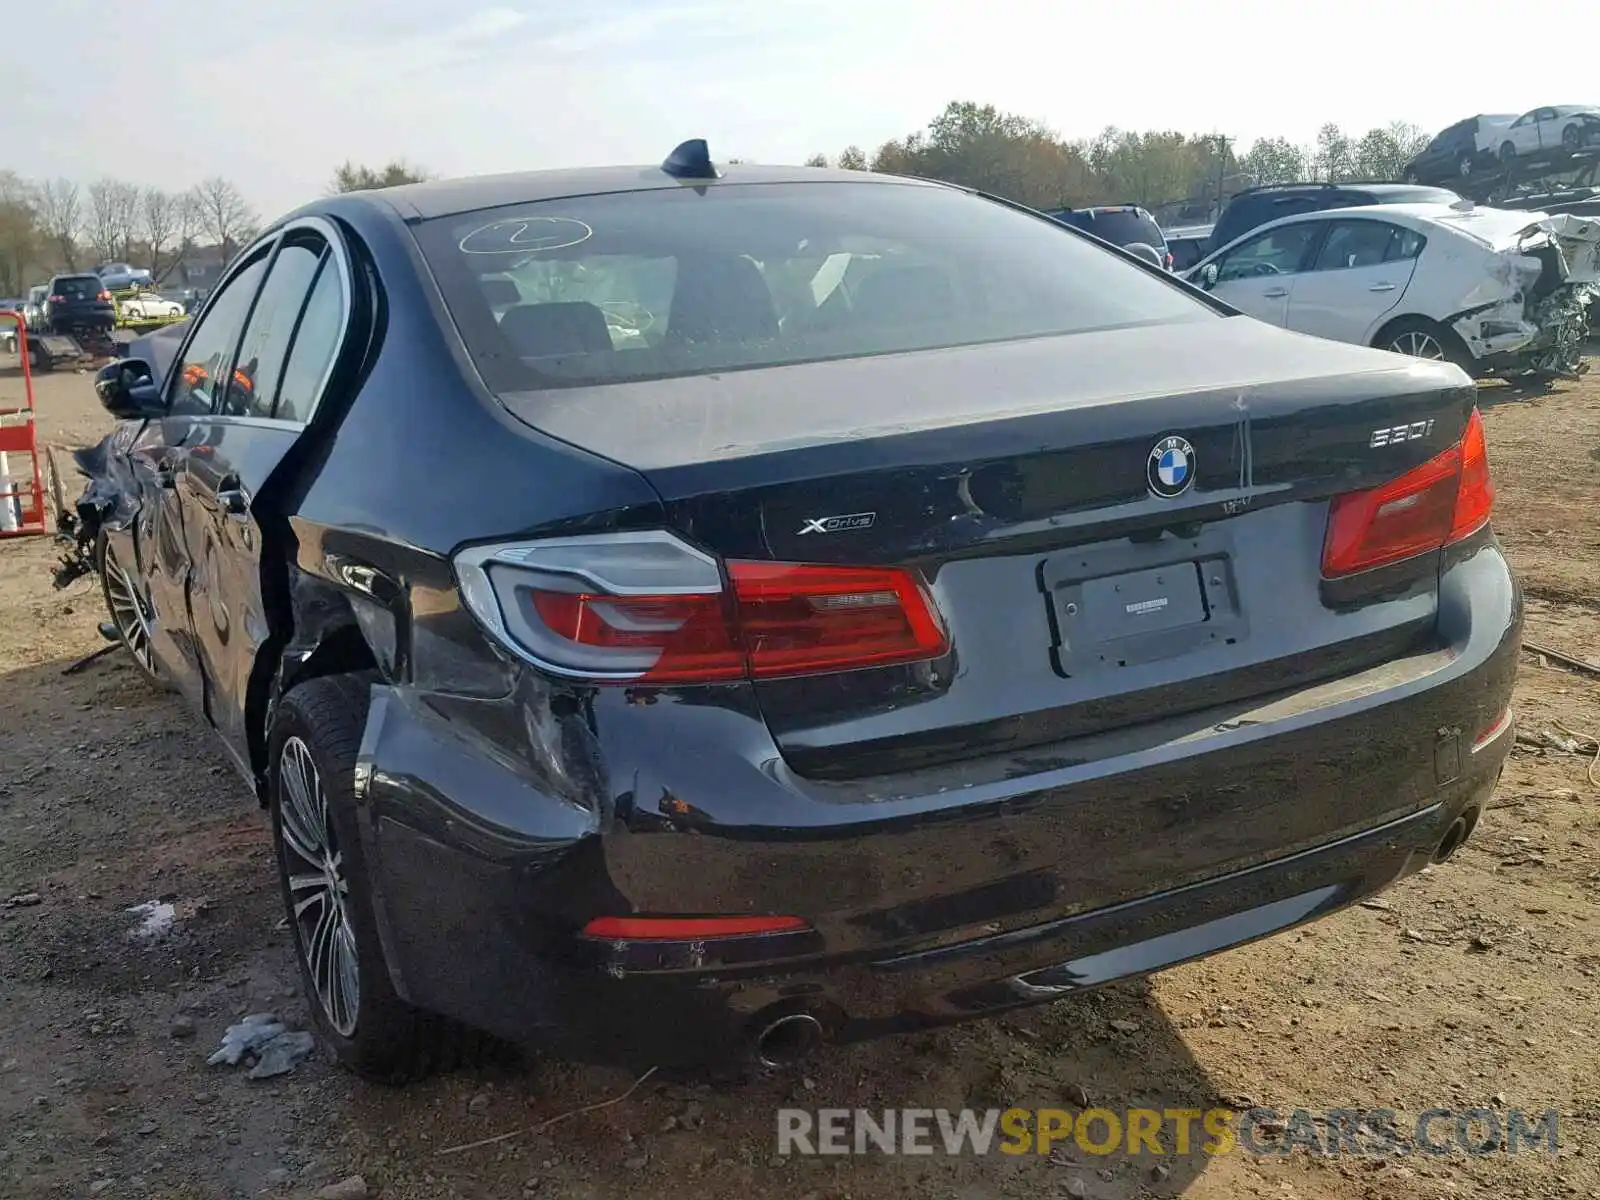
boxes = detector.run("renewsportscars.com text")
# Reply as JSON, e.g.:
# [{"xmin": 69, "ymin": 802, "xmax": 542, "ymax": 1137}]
[{"xmin": 776, "ymin": 1106, "xmax": 1560, "ymax": 1158}]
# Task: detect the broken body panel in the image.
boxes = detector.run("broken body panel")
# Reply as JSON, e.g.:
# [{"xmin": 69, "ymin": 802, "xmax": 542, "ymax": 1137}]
[{"xmin": 1446, "ymin": 210, "xmax": 1599, "ymax": 372}]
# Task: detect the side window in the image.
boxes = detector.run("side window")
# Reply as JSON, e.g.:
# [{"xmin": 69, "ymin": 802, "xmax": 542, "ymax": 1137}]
[
  {"xmin": 167, "ymin": 254, "xmax": 269, "ymax": 416},
  {"xmin": 273, "ymin": 258, "xmax": 346, "ymax": 423},
  {"xmin": 1215, "ymin": 223, "xmax": 1320, "ymax": 282},
  {"xmin": 1384, "ymin": 227, "xmax": 1426, "ymax": 262},
  {"xmin": 1511, "ymin": 113, "xmax": 1532, "ymax": 128},
  {"xmin": 1311, "ymin": 221, "xmax": 1394, "ymax": 271},
  {"xmin": 223, "ymin": 238, "xmax": 326, "ymax": 418},
  {"xmin": 1536, "ymin": 107, "xmax": 1557, "ymax": 122}
]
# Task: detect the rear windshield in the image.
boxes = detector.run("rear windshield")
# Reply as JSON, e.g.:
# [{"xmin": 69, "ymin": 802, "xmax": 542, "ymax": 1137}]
[
  {"xmin": 1073, "ymin": 210, "xmax": 1167, "ymax": 249},
  {"xmin": 1375, "ymin": 187, "xmax": 1461, "ymax": 204},
  {"xmin": 414, "ymin": 181, "xmax": 1208, "ymax": 391},
  {"xmin": 54, "ymin": 276, "xmax": 103, "ymax": 298}
]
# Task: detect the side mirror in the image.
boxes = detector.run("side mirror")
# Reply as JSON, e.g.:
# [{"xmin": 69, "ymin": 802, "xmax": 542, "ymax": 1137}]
[
  {"xmin": 94, "ymin": 358, "xmax": 164, "ymax": 420},
  {"xmin": 1199, "ymin": 263, "xmax": 1220, "ymax": 289}
]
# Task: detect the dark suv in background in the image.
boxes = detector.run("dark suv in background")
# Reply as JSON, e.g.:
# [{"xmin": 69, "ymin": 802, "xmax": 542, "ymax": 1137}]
[
  {"xmin": 1209, "ymin": 182, "xmax": 1462, "ymax": 252},
  {"xmin": 1044, "ymin": 205, "xmax": 1172, "ymax": 268},
  {"xmin": 42, "ymin": 273, "xmax": 115, "ymax": 337}
]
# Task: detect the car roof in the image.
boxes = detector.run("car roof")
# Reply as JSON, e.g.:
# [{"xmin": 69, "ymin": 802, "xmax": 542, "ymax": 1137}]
[
  {"xmin": 356, "ymin": 162, "xmax": 937, "ymax": 221},
  {"xmin": 1248, "ymin": 201, "xmax": 1545, "ymax": 245}
]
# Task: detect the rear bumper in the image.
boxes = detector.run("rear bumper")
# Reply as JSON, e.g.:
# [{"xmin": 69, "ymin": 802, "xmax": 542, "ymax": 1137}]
[{"xmin": 355, "ymin": 541, "xmax": 1519, "ymax": 1065}]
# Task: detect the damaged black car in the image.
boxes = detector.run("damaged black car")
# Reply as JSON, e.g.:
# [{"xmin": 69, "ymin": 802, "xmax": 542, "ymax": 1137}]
[{"xmin": 60, "ymin": 142, "xmax": 1520, "ymax": 1082}]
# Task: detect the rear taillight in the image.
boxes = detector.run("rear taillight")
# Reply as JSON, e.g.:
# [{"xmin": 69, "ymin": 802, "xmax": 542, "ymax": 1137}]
[
  {"xmin": 580, "ymin": 915, "xmax": 808, "ymax": 940},
  {"xmin": 1321, "ymin": 408, "xmax": 1494, "ymax": 578},
  {"xmin": 48, "ymin": 294, "xmax": 64, "ymax": 303},
  {"xmin": 97, "ymin": 290, "xmax": 112, "ymax": 302},
  {"xmin": 1165, "ymin": 252, "xmax": 1175, "ymax": 270},
  {"xmin": 454, "ymin": 531, "xmax": 950, "ymax": 684}
]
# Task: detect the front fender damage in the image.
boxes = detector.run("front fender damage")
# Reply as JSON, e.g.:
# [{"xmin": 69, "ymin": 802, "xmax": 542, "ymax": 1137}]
[{"xmin": 51, "ymin": 430, "xmax": 137, "ymax": 590}]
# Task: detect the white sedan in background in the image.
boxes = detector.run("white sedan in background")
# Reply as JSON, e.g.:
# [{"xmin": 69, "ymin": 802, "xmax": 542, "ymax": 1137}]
[
  {"xmin": 1185, "ymin": 201, "xmax": 1600, "ymax": 376},
  {"xmin": 117, "ymin": 291, "xmax": 185, "ymax": 319}
]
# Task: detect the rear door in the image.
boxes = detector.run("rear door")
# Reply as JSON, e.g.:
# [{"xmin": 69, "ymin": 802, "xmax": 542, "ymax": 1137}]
[
  {"xmin": 1285, "ymin": 218, "xmax": 1422, "ymax": 344},
  {"xmin": 178, "ymin": 220, "xmax": 352, "ymax": 772},
  {"xmin": 135, "ymin": 251, "xmax": 272, "ymax": 702},
  {"xmin": 1204, "ymin": 220, "xmax": 1321, "ymax": 325}
]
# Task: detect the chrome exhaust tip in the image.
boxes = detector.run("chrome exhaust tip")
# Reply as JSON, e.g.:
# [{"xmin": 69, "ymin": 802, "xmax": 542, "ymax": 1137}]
[
  {"xmin": 754, "ymin": 1012, "xmax": 824, "ymax": 1068},
  {"xmin": 1432, "ymin": 807, "xmax": 1481, "ymax": 864}
]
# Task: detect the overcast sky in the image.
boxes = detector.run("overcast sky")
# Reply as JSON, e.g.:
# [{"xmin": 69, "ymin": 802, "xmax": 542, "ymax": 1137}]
[{"xmin": 5, "ymin": 0, "xmax": 1581, "ymax": 220}]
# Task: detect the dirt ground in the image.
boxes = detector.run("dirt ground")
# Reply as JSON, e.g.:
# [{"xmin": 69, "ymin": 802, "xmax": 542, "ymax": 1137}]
[{"xmin": 2, "ymin": 352, "xmax": 1598, "ymax": 1200}]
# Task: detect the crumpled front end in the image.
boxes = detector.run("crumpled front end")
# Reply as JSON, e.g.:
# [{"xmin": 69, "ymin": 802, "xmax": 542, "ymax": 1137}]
[{"xmin": 1452, "ymin": 212, "xmax": 1600, "ymax": 376}]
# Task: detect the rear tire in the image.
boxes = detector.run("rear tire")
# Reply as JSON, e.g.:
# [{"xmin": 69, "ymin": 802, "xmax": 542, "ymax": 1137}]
[
  {"xmin": 1499, "ymin": 141, "xmax": 1517, "ymax": 164},
  {"xmin": 1375, "ymin": 317, "xmax": 1475, "ymax": 375},
  {"xmin": 269, "ymin": 673, "xmax": 489, "ymax": 1084},
  {"xmin": 1562, "ymin": 123, "xmax": 1585, "ymax": 151}
]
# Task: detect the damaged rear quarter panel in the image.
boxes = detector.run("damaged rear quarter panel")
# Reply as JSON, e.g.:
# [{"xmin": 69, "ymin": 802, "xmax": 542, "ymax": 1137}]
[{"xmin": 1440, "ymin": 211, "xmax": 1599, "ymax": 364}]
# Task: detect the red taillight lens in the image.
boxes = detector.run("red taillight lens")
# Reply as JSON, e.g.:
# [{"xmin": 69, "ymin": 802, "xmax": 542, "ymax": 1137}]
[
  {"xmin": 1321, "ymin": 409, "xmax": 1493, "ymax": 578},
  {"xmin": 97, "ymin": 290, "xmax": 112, "ymax": 302},
  {"xmin": 504, "ymin": 556, "xmax": 950, "ymax": 684},
  {"xmin": 48, "ymin": 294, "xmax": 64, "ymax": 303},
  {"xmin": 1450, "ymin": 407, "xmax": 1494, "ymax": 542},
  {"xmin": 580, "ymin": 915, "xmax": 809, "ymax": 940},
  {"xmin": 529, "ymin": 589, "xmax": 744, "ymax": 682},
  {"xmin": 728, "ymin": 561, "xmax": 948, "ymax": 678}
]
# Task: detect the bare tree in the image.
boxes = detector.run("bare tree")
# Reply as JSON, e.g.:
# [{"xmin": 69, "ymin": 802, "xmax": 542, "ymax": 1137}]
[
  {"xmin": 85, "ymin": 179, "xmax": 142, "ymax": 264},
  {"xmin": 192, "ymin": 177, "xmax": 258, "ymax": 261},
  {"xmin": 36, "ymin": 179, "xmax": 83, "ymax": 270},
  {"xmin": 140, "ymin": 187, "xmax": 187, "ymax": 282}
]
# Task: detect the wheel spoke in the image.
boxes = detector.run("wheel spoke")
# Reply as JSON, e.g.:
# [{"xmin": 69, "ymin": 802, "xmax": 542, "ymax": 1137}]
[
  {"xmin": 309, "ymin": 896, "xmax": 339, "ymax": 1008},
  {"xmin": 278, "ymin": 735, "xmax": 360, "ymax": 1037},
  {"xmin": 103, "ymin": 546, "xmax": 156, "ymax": 672}
]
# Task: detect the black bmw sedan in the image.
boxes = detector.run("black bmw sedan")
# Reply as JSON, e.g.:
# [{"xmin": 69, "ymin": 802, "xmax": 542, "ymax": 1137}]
[{"xmin": 78, "ymin": 141, "xmax": 1519, "ymax": 1082}]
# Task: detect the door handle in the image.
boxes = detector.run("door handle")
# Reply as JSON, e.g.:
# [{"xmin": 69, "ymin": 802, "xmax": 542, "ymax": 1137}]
[
  {"xmin": 1368, "ymin": 283, "xmax": 1397, "ymax": 292},
  {"xmin": 216, "ymin": 487, "xmax": 250, "ymax": 520},
  {"xmin": 1262, "ymin": 287, "xmax": 1289, "ymax": 298}
]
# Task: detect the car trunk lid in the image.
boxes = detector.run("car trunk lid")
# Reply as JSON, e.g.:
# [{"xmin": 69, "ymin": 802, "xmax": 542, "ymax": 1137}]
[{"xmin": 503, "ymin": 318, "xmax": 1476, "ymax": 780}]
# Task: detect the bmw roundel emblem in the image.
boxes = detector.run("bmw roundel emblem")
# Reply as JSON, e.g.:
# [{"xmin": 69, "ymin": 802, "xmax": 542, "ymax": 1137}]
[{"xmin": 1147, "ymin": 435, "xmax": 1196, "ymax": 499}]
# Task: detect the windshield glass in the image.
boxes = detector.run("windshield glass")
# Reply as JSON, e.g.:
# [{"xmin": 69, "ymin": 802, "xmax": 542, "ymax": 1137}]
[{"xmin": 413, "ymin": 181, "xmax": 1210, "ymax": 392}]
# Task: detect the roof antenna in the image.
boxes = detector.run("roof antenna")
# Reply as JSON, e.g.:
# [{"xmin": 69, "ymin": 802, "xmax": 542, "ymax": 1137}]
[{"xmin": 662, "ymin": 139, "xmax": 720, "ymax": 180}]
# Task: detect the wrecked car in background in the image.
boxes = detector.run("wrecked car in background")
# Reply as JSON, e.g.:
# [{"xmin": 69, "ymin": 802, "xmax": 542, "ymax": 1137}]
[
  {"xmin": 1186, "ymin": 201, "xmax": 1598, "ymax": 378},
  {"xmin": 55, "ymin": 147, "xmax": 1517, "ymax": 1084}
]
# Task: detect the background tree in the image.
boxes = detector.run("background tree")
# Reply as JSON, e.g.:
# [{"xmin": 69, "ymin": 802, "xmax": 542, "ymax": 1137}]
[
  {"xmin": 0, "ymin": 172, "xmax": 40, "ymax": 296},
  {"xmin": 140, "ymin": 188, "xmax": 194, "ymax": 283},
  {"xmin": 36, "ymin": 179, "xmax": 83, "ymax": 270},
  {"xmin": 330, "ymin": 159, "xmax": 433, "ymax": 192},
  {"xmin": 85, "ymin": 179, "xmax": 141, "ymax": 265},
  {"xmin": 192, "ymin": 177, "xmax": 257, "ymax": 262},
  {"xmin": 1239, "ymin": 136, "xmax": 1310, "ymax": 187},
  {"xmin": 836, "ymin": 145, "xmax": 868, "ymax": 171},
  {"xmin": 803, "ymin": 152, "xmax": 829, "ymax": 167}
]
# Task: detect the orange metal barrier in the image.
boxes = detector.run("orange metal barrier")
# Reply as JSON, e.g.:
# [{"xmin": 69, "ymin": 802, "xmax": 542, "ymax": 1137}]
[{"xmin": 0, "ymin": 310, "xmax": 50, "ymax": 537}]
